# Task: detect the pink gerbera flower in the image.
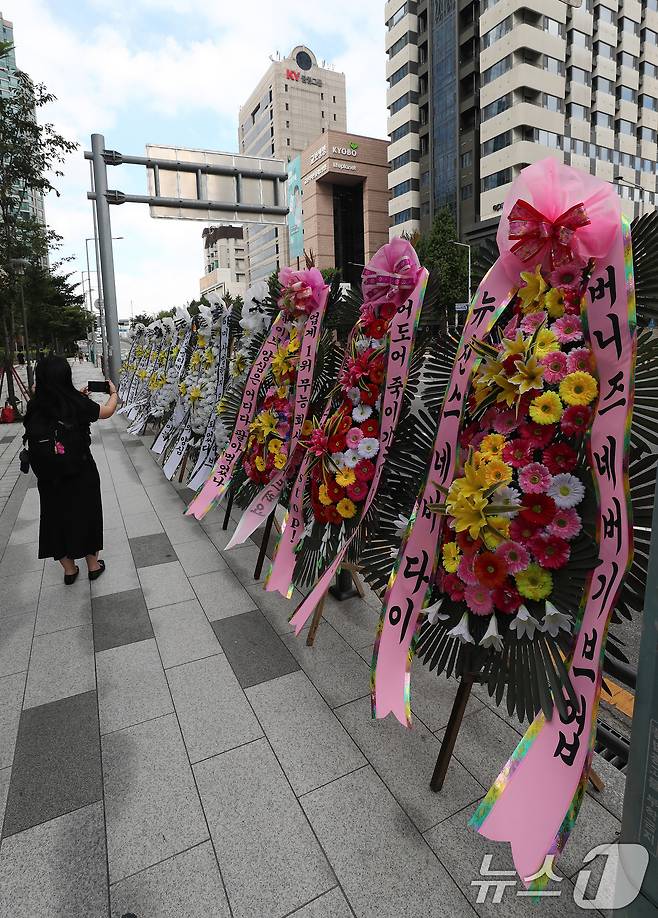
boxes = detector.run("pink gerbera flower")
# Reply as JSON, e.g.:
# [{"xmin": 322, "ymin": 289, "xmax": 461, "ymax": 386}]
[
  {"xmin": 552, "ymin": 315, "xmax": 583, "ymax": 344},
  {"xmin": 547, "ymin": 507, "xmax": 582, "ymax": 540},
  {"xmin": 464, "ymin": 583, "xmax": 494, "ymax": 616},
  {"xmin": 457, "ymin": 554, "xmax": 478, "ymax": 586},
  {"xmin": 503, "ymin": 314, "xmax": 520, "ymax": 339},
  {"xmin": 497, "ymin": 540, "xmax": 530, "ymax": 574},
  {"xmin": 549, "ymin": 263, "xmax": 584, "ymax": 291},
  {"xmin": 345, "ymin": 427, "xmax": 364, "ymax": 449},
  {"xmin": 492, "ymin": 409, "xmax": 520, "ymax": 435},
  {"xmin": 541, "ymin": 350, "xmax": 568, "ymax": 384},
  {"xmin": 530, "ymin": 534, "xmax": 570, "ymax": 570},
  {"xmin": 520, "ymin": 311, "xmax": 546, "ymax": 335},
  {"xmin": 518, "ymin": 462, "xmax": 552, "ymax": 494},
  {"xmin": 566, "ymin": 346, "xmax": 593, "ymax": 374}
]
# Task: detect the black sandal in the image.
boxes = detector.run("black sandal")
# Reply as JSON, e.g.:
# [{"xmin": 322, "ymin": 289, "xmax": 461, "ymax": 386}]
[
  {"xmin": 88, "ymin": 559, "xmax": 106, "ymax": 581},
  {"xmin": 64, "ymin": 566, "xmax": 80, "ymax": 586}
]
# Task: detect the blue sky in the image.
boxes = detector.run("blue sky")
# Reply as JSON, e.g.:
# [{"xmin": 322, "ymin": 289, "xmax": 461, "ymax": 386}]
[{"xmin": 9, "ymin": 0, "xmax": 386, "ymax": 317}]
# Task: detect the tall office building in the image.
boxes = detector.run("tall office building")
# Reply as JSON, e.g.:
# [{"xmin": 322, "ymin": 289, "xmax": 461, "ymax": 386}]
[
  {"xmin": 0, "ymin": 13, "xmax": 47, "ymax": 235},
  {"xmin": 199, "ymin": 225, "xmax": 247, "ymax": 300},
  {"xmin": 386, "ymin": 0, "xmax": 658, "ymax": 245},
  {"xmin": 238, "ymin": 46, "xmax": 347, "ymax": 283}
]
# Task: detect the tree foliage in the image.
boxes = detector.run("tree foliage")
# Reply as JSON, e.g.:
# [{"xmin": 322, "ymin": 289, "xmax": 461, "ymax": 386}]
[
  {"xmin": 21, "ymin": 268, "xmax": 91, "ymax": 352},
  {"xmin": 411, "ymin": 208, "xmax": 470, "ymax": 308}
]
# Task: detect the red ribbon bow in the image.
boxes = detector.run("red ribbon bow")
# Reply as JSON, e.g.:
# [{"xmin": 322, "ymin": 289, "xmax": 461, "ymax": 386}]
[{"xmin": 508, "ymin": 198, "xmax": 591, "ymax": 269}]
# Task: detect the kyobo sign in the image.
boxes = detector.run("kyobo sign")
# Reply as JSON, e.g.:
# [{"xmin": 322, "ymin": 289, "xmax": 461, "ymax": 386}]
[{"xmin": 332, "ymin": 142, "xmax": 359, "ymax": 157}]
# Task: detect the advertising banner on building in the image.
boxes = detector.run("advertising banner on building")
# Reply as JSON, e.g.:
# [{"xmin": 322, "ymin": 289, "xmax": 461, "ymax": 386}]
[{"xmin": 287, "ymin": 155, "xmax": 304, "ymax": 260}]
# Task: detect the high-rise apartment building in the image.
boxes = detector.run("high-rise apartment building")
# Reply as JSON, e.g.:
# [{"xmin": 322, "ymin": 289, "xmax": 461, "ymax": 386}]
[
  {"xmin": 199, "ymin": 225, "xmax": 247, "ymax": 300},
  {"xmin": 238, "ymin": 46, "xmax": 347, "ymax": 283},
  {"xmin": 0, "ymin": 13, "xmax": 47, "ymax": 235},
  {"xmin": 386, "ymin": 0, "xmax": 658, "ymax": 245}
]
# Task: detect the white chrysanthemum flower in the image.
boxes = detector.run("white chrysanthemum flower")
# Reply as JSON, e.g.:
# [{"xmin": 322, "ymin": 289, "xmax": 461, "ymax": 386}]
[
  {"xmin": 547, "ymin": 473, "xmax": 585, "ymax": 509},
  {"xmin": 355, "ymin": 337, "xmax": 371, "ymax": 354},
  {"xmin": 357, "ymin": 437, "xmax": 380, "ymax": 459},
  {"xmin": 371, "ymin": 337, "xmax": 385, "ymax": 349},
  {"xmin": 342, "ymin": 448, "xmax": 360, "ymax": 468},
  {"xmin": 347, "ymin": 387, "xmax": 361, "ymax": 404},
  {"xmin": 494, "ymin": 485, "xmax": 521, "ymax": 517},
  {"xmin": 352, "ymin": 403, "xmax": 373, "ymax": 423}
]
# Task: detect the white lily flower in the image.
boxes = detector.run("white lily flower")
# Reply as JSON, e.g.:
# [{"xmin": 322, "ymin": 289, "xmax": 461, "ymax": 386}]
[
  {"xmin": 509, "ymin": 604, "xmax": 542, "ymax": 640},
  {"xmin": 424, "ymin": 598, "xmax": 443, "ymax": 624},
  {"xmin": 540, "ymin": 601, "xmax": 572, "ymax": 637},
  {"xmin": 479, "ymin": 614, "xmax": 504, "ymax": 652},
  {"xmin": 393, "ymin": 513, "xmax": 410, "ymax": 537},
  {"xmin": 447, "ymin": 612, "xmax": 475, "ymax": 644}
]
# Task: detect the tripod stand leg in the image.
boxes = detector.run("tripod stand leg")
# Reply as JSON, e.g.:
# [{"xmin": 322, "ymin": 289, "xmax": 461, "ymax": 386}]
[
  {"xmin": 430, "ymin": 673, "xmax": 475, "ymax": 792},
  {"xmin": 222, "ymin": 492, "xmax": 234, "ymax": 530},
  {"xmin": 253, "ymin": 509, "xmax": 275, "ymax": 580}
]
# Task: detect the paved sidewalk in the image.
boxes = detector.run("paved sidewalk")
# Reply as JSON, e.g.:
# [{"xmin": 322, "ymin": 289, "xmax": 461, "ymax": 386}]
[{"xmin": 0, "ymin": 362, "xmax": 625, "ymax": 917}]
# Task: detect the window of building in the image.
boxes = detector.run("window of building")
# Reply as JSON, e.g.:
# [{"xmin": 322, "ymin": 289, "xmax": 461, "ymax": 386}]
[
  {"xmin": 546, "ymin": 56, "xmax": 566, "ymax": 76},
  {"xmin": 618, "ymin": 51, "xmax": 638, "ymax": 69},
  {"xmin": 481, "ymin": 168, "xmax": 512, "ymax": 192},
  {"xmin": 389, "ymin": 93, "xmax": 409, "ymax": 115},
  {"xmin": 388, "ymin": 63, "xmax": 409, "ymax": 87},
  {"xmin": 420, "ymin": 201, "xmax": 430, "ymax": 217},
  {"xmin": 642, "ymin": 158, "xmax": 654, "ymax": 172},
  {"xmin": 286, "ymin": 137, "xmax": 290, "ymax": 145},
  {"xmin": 569, "ymin": 103, "xmax": 589, "ymax": 120},
  {"xmin": 620, "ymin": 17, "xmax": 640, "ymax": 36},
  {"xmin": 390, "ymin": 149, "xmax": 418, "ymax": 170},
  {"xmin": 387, "ymin": 3, "xmax": 408, "ymax": 30},
  {"xmin": 564, "ymin": 137, "xmax": 589, "ymax": 156},
  {"xmin": 647, "ymin": 0, "xmax": 658, "ymax": 11},
  {"xmin": 617, "ymin": 85, "xmax": 637, "ymax": 103},
  {"xmin": 594, "ymin": 75, "xmax": 615, "ymax": 95},
  {"xmin": 333, "ymin": 113, "xmax": 336, "ymax": 120},
  {"xmin": 640, "ymin": 126, "xmax": 657, "ymax": 142},
  {"xmin": 642, "ymin": 61, "xmax": 658, "ymax": 79},
  {"xmin": 481, "ymin": 0, "xmax": 500, "ymax": 10},
  {"xmin": 393, "ymin": 208, "xmax": 414, "ymax": 225},
  {"xmin": 481, "ymin": 130, "xmax": 512, "ymax": 157},
  {"xmin": 388, "ymin": 33, "xmax": 410, "ymax": 58},
  {"xmin": 616, "ymin": 118, "xmax": 635, "ymax": 136},
  {"xmin": 284, "ymin": 84, "xmax": 288, "ymax": 92},
  {"xmin": 569, "ymin": 66, "xmax": 590, "ymax": 85},
  {"xmin": 421, "ymin": 170, "xmax": 430, "ymax": 186},
  {"xmin": 321, "ymin": 110, "xmax": 324, "ymax": 118},
  {"xmin": 481, "ymin": 16, "xmax": 512, "ymax": 50},
  {"xmin": 534, "ymin": 129, "xmax": 562, "ymax": 149},
  {"xmin": 460, "ymin": 184, "xmax": 473, "ymax": 200},
  {"xmin": 596, "ymin": 5, "xmax": 615, "ymax": 24},
  {"xmin": 544, "ymin": 17, "xmax": 564, "ymax": 37},
  {"xmin": 481, "ymin": 93, "xmax": 512, "ymax": 121},
  {"xmin": 594, "ymin": 110, "xmax": 614, "ymax": 129},
  {"xmin": 285, "ymin": 102, "xmax": 289, "ymax": 111},
  {"xmin": 392, "ymin": 179, "xmax": 413, "ymax": 197},
  {"xmin": 390, "ymin": 122, "xmax": 412, "ymax": 143},
  {"xmin": 481, "ymin": 55, "xmax": 512, "ymax": 86},
  {"xmin": 285, "ymin": 120, "xmax": 289, "ymax": 128},
  {"xmin": 595, "ymin": 41, "xmax": 615, "ymax": 60},
  {"xmin": 642, "ymin": 94, "xmax": 658, "ymax": 111},
  {"xmin": 571, "ymin": 30, "xmax": 589, "ymax": 48},
  {"xmin": 460, "ymin": 150, "xmax": 472, "ymax": 168},
  {"xmin": 420, "ymin": 134, "xmax": 429, "ymax": 156},
  {"xmin": 543, "ymin": 93, "xmax": 563, "ymax": 112},
  {"xmin": 643, "ymin": 27, "xmax": 658, "ymax": 45},
  {"xmin": 333, "ymin": 95, "xmax": 336, "ymax": 103}
]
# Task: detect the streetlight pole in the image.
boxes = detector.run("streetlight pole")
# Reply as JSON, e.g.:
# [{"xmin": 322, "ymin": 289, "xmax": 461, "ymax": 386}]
[
  {"xmin": 9, "ymin": 257, "xmax": 33, "ymax": 392},
  {"xmin": 85, "ymin": 233, "xmax": 122, "ymax": 375},
  {"xmin": 451, "ymin": 240, "xmax": 472, "ymax": 304}
]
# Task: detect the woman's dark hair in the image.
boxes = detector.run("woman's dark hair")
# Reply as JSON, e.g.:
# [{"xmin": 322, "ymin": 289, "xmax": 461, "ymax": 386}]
[{"xmin": 28, "ymin": 356, "xmax": 83, "ymax": 422}]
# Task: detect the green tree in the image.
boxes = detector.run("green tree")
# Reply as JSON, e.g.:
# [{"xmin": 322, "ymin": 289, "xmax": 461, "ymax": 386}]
[
  {"xmin": 22, "ymin": 268, "xmax": 91, "ymax": 354},
  {"xmin": 412, "ymin": 208, "xmax": 470, "ymax": 309}
]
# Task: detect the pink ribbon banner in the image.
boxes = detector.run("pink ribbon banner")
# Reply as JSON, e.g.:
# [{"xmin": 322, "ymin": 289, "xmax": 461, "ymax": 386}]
[
  {"xmin": 185, "ymin": 313, "xmax": 290, "ymax": 520},
  {"xmin": 225, "ymin": 286, "xmax": 329, "ymax": 548},
  {"xmin": 471, "ymin": 218, "xmax": 636, "ymax": 883},
  {"xmin": 266, "ymin": 268, "xmax": 429, "ymax": 629},
  {"xmin": 370, "ymin": 262, "xmax": 513, "ymax": 726}
]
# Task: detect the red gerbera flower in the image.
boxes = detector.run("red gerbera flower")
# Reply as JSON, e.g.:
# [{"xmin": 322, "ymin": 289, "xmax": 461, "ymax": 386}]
[
  {"xmin": 530, "ymin": 534, "xmax": 570, "ymax": 570},
  {"xmin": 509, "ymin": 516, "xmax": 541, "ymax": 543},
  {"xmin": 492, "ymin": 582, "xmax": 523, "ymax": 615},
  {"xmin": 519, "ymin": 422, "xmax": 555, "ymax": 448},
  {"xmin": 474, "ymin": 551, "xmax": 508, "ymax": 588},
  {"xmin": 442, "ymin": 572, "xmax": 465, "ymax": 602},
  {"xmin": 328, "ymin": 433, "xmax": 346, "ymax": 453},
  {"xmin": 369, "ymin": 362, "xmax": 385, "ymax": 385},
  {"xmin": 561, "ymin": 404, "xmax": 592, "ymax": 437},
  {"xmin": 328, "ymin": 507, "xmax": 342, "ymax": 526},
  {"xmin": 379, "ymin": 302, "xmax": 397, "ymax": 321},
  {"xmin": 326, "ymin": 480, "xmax": 345, "ymax": 502},
  {"xmin": 355, "ymin": 459, "xmax": 375, "ymax": 482},
  {"xmin": 543, "ymin": 442, "xmax": 578, "ymax": 474},
  {"xmin": 336, "ymin": 415, "xmax": 352, "ymax": 435},
  {"xmin": 520, "ymin": 493, "xmax": 557, "ymax": 527},
  {"xmin": 359, "ymin": 382, "xmax": 380, "ymax": 405},
  {"xmin": 361, "ymin": 418, "xmax": 379, "ymax": 437},
  {"xmin": 456, "ymin": 530, "xmax": 482, "ymax": 555},
  {"xmin": 366, "ymin": 319, "xmax": 387, "ymax": 339},
  {"xmin": 502, "ymin": 440, "xmax": 534, "ymax": 468},
  {"xmin": 347, "ymin": 481, "xmax": 368, "ymax": 502}
]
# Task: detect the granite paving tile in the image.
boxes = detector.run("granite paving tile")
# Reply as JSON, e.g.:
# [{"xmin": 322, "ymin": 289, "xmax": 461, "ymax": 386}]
[
  {"xmin": 585, "ymin": 752, "xmax": 626, "ymax": 822},
  {"xmin": 336, "ymin": 695, "xmax": 483, "ymax": 832},
  {"xmin": 109, "ymin": 841, "xmax": 231, "ymax": 918},
  {"xmin": 0, "ymin": 570, "xmax": 42, "ymax": 618},
  {"xmin": 222, "ymin": 542, "xmax": 265, "ymax": 583},
  {"xmin": 241, "ymin": 578, "xmax": 301, "ymax": 634},
  {"xmin": 167, "ymin": 654, "xmax": 262, "ymax": 762},
  {"xmin": 7, "ymin": 517, "xmax": 39, "ymax": 544},
  {"xmin": 194, "ymin": 738, "xmax": 334, "ymax": 918},
  {"xmin": 103, "ymin": 713, "xmax": 208, "ymax": 883},
  {"xmin": 246, "ymin": 670, "xmax": 365, "ymax": 796},
  {"xmin": 138, "ymin": 560, "xmax": 195, "ymax": 609},
  {"xmin": 23, "ymin": 624, "xmax": 95, "ymax": 709},
  {"xmin": 424, "ymin": 808, "xmax": 587, "ymax": 918},
  {"xmin": 3, "ymin": 690, "xmax": 102, "ymax": 837},
  {"xmin": 190, "ymin": 568, "xmax": 257, "ymax": 620},
  {"xmin": 92, "ymin": 587, "xmax": 153, "ymax": 653},
  {"xmin": 161, "ymin": 513, "xmax": 207, "ymax": 545},
  {"xmin": 407, "ymin": 658, "xmax": 484, "ymax": 732},
  {"xmin": 558, "ymin": 792, "xmax": 621, "ymax": 881},
  {"xmin": 129, "ymin": 532, "xmax": 177, "ymax": 568},
  {"xmin": 320, "ymin": 595, "xmax": 380, "ymax": 651},
  {"xmin": 0, "ymin": 802, "xmax": 108, "ymax": 918},
  {"xmin": 205, "ymin": 522, "xmax": 236, "ymax": 550},
  {"xmin": 0, "ymin": 671, "xmax": 25, "ymax": 769},
  {"xmin": 211, "ymin": 610, "xmax": 300, "ymax": 688},
  {"xmin": 96, "ymin": 638, "xmax": 173, "ymax": 734},
  {"xmin": 0, "ymin": 542, "xmax": 44, "ymax": 576},
  {"xmin": 90, "ymin": 555, "xmax": 140, "ymax": 598},
  {"xmin": 0, "ymin": 766, "xmax": 9, "ymax": 837},
  {"xmin": 290, "ymin": 888, "xmax": 354, "ymax": 918},
  {"xmin": 150, "ymin": 598, "xmax": 221, "ymax": 668},
  {"xmin": 282, "ymin": 622, "xmax": 371, "ymax": 708},
  {"xmin": 174, "ymin": 538, "xmax": 228, "ymax": 577},
  {"xmin": 123, "ymin": 509, "xmax": 164, "ymax": 537},
  {"xmin": 34, "ymin": 582, "xmax": 92, "ymax": 635},
  {"xmin": 301, "ymin": 766, "xmax": 473, "ymax": 918}
]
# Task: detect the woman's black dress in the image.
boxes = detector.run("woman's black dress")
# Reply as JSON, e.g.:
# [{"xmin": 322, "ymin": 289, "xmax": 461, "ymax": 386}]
[{"xmin": 29, "ymin": 396, "xmax": 103, "ymax": 561}]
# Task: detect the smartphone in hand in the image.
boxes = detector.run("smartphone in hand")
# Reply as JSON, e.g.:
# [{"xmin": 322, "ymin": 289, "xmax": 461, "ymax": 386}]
[{"xmin": 87, "ymin": 380, "xmax": 111, "ymax": 394}]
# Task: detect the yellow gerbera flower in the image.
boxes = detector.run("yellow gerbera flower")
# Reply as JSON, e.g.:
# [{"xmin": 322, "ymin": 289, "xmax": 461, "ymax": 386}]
[
  {"xmin": 534, "ymin": 328, "xmax": 559, "ymax": 359},
  {"xmin": 544, "ymin": 287, "xmax": 565, "ymax": 318},
  {"xmin": 197, "ymin": 335, "xmax": 207, "ymax": 348},
  {"xmin": 529, "ymin": 391, "xmax": 563, "ymax": 425},
  {"xmin": 273, "ymin": 451, "xmax": 287, "ymax": 470},
  {"xmin": 442, "ymin": 541, "xmax": 461, "ymax": 573},
  {"xmin": 515, "ymin": 564, "xmax": 553, "ymax": 600},
  {"xmin": 480, "ymin": 433, "xmax": 506, "ymax": 459},
  {"xmin": 509, "ymin": 355, "xmax": 544, "ymax": 394},
  {"xmin": 518, "ymin": 265, "xmax": 547, "ymax": 313},
  {"xmin": 179, "ymin": 382, "xmax": 187, "ymax": 396},
  {"xmin": 268, "ymin": 438, "xmax": 282, "ymax": 454},
  {"xmin": 559, "ymin": 371, "xmax": 598, "ymax": 406},
  {"xmin": 254, "ymin": 455, "xmax": 266, "ymax": 472},
  {"xmin": 337, "ymin": 497, "xmax": 357, "ymax": 519},
  {"xmin": 483, "ymin": 515, "xmax": 510, "ymax": 549},
  {"xmin": 302, "ymin": 419, "xmax": 314, "ymax": 437},
  {"xmin": 188, "ymin": 385, "xmax": 202, "ymax": 402},
  {"xmin": 482, "ymin": 458, "xmax": 513, "ymax": 487},
  {"xmin": 335, "ymin": 467, "xmax": 356, "ymax": 487},
  {"xmin": 318, "ymin": 484, "xmax": 333, "ymax": 506}
]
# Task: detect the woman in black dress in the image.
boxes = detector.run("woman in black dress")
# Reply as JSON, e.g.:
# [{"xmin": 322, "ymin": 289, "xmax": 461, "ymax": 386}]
[{"xmin": 24, "ymin": 356, "xmax": 118, "ymax": 585}]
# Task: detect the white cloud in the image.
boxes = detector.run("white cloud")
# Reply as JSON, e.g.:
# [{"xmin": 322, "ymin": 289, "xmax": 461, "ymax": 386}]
[{"xmin": 10, "ymin": 0, "xmax": 387, "ymax": 316}]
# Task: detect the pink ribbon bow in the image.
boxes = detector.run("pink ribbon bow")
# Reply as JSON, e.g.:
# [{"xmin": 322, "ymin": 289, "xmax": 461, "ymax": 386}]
[
  {"xmin": 508, "ymin": 198, "xmax": 590, "ymax": 269},
  {"xmin": 361, "ymin": 237, "xmax": 421, "ymax": 304}
]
